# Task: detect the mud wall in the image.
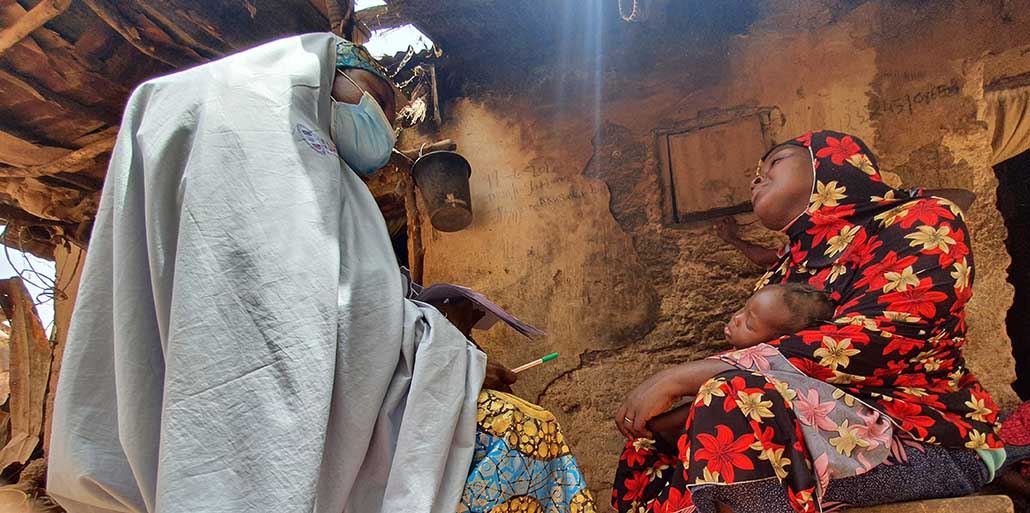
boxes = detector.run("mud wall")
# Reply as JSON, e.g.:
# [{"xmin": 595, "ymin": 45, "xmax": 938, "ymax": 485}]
[{"xmin": 417, "ymin": 0, "xmax": 1030, "ymax": 501}]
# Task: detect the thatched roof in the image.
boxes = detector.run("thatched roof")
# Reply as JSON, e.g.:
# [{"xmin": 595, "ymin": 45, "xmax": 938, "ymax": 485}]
[{"xmin": 0, "ymin": 0, "xmax": 776, "ymax": 258}]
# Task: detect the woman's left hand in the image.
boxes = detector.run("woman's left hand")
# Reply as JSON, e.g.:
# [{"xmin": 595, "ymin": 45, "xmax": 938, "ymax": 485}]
[{"xmin": 615, "ymin": 368, "xmax": 685, "ymax": 440}]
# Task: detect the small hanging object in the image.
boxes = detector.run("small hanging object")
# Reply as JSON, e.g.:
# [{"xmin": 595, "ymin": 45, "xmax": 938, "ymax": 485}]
[
  {"xmin": 618, "ymin": 0, "xmax": 642, "ymax": 22},
  {"xmin": 411, "ymin": 148, "xmax": 474, "ymax": 232}
]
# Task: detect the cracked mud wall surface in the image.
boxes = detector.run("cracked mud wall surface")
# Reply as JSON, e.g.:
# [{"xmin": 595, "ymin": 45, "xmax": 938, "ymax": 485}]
[{"xmin": 421, "ymin": 0, "xmax": 1030, "ymax": 502}]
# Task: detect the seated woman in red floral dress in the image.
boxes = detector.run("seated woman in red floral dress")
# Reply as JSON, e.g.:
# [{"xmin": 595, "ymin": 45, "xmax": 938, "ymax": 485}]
[{"xmin": 612, "ymin": 130, "xmax": 1005, "ymax": 513}]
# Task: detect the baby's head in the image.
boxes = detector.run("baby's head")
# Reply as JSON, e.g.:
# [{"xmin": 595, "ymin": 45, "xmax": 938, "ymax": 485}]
[{"xmin": 724, "ymin": 283, "xmax": 834, "ymax": 349}]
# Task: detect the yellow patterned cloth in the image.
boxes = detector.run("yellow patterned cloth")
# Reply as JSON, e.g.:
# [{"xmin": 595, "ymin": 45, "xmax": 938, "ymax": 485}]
[{"xmin": 459, "ymin": 390, "xmax": 596, "ymax": 513}]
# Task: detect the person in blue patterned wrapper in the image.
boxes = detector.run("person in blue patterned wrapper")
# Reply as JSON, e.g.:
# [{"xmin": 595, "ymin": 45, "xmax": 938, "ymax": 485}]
[{"xmin": 404, "ymin": 270, "xmax": 597, "ymax": 512}]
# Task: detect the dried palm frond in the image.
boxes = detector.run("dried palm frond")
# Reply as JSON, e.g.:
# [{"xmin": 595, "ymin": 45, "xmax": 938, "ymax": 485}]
[{"xmin": 398, "ymin": 96, "xmax": 428, "ymax": 128}]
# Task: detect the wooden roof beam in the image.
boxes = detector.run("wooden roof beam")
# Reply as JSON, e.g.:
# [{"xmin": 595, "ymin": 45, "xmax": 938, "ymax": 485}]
[
  {"xmin": 0, "ymin": 130, "xmax": 69, "ymax": 168},
  {"xmin": 0, "ymin": 127, "xmax": 118, "ymax": 179},
  {"xmin": 80, "ymin": 0, "xmax": 203, "ymax": 68},
  {"xmin": 0, "ymin": 0, "xmax": 73, "ymax": 56},
  {"xmin": 0, "ymin": 69, "xmax": 122, "ymax": 127}
]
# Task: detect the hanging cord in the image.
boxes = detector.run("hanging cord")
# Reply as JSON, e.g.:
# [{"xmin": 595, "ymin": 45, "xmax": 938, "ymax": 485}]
[
  {"xmin": 52, "ymin": 240, "xmax": 82, "ymax": 303},
  {"xmin": 2, "ymin": 227, "xmax": 56, "ymax": 294},
  {"xmin": 0, "ymin": 225, "xmax": 76, "ymax": 335},
  {"xmin": 618, "ymin": 0, "xmax": 641, "ymax": 22}
]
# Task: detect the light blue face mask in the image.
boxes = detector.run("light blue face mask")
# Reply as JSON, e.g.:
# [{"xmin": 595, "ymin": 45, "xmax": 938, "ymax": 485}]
[{"xmin": 330, "ymin": 70, "xmax": 397, "ymax": 176}]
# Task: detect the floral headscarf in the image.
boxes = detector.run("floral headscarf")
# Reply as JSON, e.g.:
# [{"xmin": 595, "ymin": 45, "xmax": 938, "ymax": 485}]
[{"xmin": 773, "ymin": 132, "xmax": 906, "ymax": 270}]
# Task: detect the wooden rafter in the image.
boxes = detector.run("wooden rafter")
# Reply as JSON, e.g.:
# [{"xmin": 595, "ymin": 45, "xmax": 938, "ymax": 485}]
[
  {"xmin": 0, "ymin": 204, "xmax": 68, "ymax": 230},
  {"xmin": 71, "ymin": 127, "xmax": 118, "ymax": 147},
  {"xmin": 0, "ymin": 131, "xmax": 69, "ymax": 168},
  {"xmin": 0, "ymin": 3, "xmax": 130, "ymax": 125},
  {"xmin": 0, "ymin": 69, "xmax": 121, "ymax": 126},
  {"xmin": 0, "ymin": 129, "xmax": 117, "ymax": 179},
  {"xmin": 986, "ymin": 71, "xmax": 1030, "ymax": 92},
  {"xmin": 0, "ymin": 0, "xmax": 73, "ymax": 56},
  {"xmin": 79, "ymin": 0, "xmax": 204, "ymax": 68}
]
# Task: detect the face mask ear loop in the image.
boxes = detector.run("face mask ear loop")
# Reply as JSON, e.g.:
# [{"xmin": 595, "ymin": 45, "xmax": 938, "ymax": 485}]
[
  {"xmin": 331, "ymin": 68, "xmax": 370, "ymax": 104},
  {"xmin": 337, "ymin": 68, "xmax": 368, "ymax": 93},
  {"xmin": 779, "ymin": 146, "xmax": 818, "ymax": 233}
]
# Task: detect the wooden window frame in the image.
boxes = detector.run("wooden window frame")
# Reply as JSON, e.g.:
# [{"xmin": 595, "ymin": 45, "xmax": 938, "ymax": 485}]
[{"xmin": 655, "ymin": 108, "xmax": 781, "ymax": 226}]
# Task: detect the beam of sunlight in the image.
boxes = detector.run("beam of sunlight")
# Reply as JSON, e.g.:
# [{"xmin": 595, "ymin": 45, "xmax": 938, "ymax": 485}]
[
  {"xmin": 589, "ymin": 2, "xmax": 605, "ymax": 145},
  {"xmin": 555, "ymin": 2, "xmax": 606, "ymax": 146}
]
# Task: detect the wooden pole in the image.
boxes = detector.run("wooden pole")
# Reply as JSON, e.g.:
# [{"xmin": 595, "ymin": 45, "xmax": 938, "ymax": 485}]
[
  {"xmin": 403, "ymin": 175, "xmax": 424, "ymax": 284},
  {"xmin": 325, "ymin": 0, "xmax": 356, "ymax": 39},
  {"xmin": 0, "ymin": 278, "xmax": 52, "ymax": 473},
  {"xmin": 0, "ymin": 0, "xmax": 73, "ymax": 56}
]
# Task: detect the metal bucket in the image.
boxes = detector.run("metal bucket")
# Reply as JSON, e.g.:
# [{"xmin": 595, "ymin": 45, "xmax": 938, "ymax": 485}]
[{"xmin": 411, "ymin": 151, "xmax": 473, "ymax": 232}]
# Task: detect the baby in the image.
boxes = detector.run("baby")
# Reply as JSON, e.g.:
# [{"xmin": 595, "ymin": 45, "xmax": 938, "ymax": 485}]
[
  {"xmin": 723, "ymin": 282, "xmax": 835, "ymax": 349},
  {"xmin": 646, "ymin": 283, "xmax": 833, "ymax": 437}
]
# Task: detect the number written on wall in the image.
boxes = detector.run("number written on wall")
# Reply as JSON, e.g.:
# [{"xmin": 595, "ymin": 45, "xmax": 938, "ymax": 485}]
[{"xmin": 870, "ymin": 81, "xmax": 961, "ymax": 118}]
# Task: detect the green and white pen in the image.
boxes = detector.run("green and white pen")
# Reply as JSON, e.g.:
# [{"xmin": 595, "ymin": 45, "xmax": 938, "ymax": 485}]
[{"xmin": 512, "ymin": 352, "xmax": 559, "ymax": 374}]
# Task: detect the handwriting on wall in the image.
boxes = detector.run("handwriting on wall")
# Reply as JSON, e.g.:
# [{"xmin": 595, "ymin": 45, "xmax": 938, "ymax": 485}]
[
  {"xmin": 870, "ymin": 81, "xmax": 961, "ymax": 118},
  {"xmin": 475, "ymin": 164, "xmax": 603, "ymax": 226},
  {"xmin": 878, "ymin": 70, "xmax": 928, "ymax": 81}
]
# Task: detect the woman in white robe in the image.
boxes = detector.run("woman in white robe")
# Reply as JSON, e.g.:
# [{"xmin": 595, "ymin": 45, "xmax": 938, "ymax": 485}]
[{"xmin": 47, "ymin": 34, "xmax": 595, "ymax": 513}]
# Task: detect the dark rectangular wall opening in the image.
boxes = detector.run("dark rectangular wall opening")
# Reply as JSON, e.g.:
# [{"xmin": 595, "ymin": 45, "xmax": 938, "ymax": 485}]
[{"xmin": 994, "ymin": 149, "xmax": 1030, "ymax": 400}]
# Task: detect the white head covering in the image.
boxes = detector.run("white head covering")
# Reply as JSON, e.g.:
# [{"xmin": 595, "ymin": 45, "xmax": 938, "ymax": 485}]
[{"xmin": 47, "ymin": 33, "xmax": 484, "ymax": 513}]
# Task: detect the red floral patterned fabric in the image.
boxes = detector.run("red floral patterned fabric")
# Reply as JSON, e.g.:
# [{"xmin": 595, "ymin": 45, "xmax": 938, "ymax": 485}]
[
  {"xmin": 1000, "ymin": 401, "xmax": 1030, "ymax": 446},
  {"xmin": 612, "ymin": 130, "xmax": 1002, "ymax": 513}
]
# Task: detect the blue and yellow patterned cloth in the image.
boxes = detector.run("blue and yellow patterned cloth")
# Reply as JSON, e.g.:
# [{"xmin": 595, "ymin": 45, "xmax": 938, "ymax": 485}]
[
  {"xmin": 335, "ymin": 39, "xmax": 391, "ymax": 84},
  {"xmin": 461, "ymin": 390, "xmax": 596, "ymax": 513}
]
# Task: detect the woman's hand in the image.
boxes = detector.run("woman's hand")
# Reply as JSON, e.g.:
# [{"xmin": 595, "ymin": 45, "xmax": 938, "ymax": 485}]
[
  {"xmin": 712, "ymin": 217, "xmax": 780, "ymax": 268},
  {"xmin": 712, "ymin": 217, "xmax": 742, "ymax": 244},
  {"xmin": 615, "ymin": 368, "xmax": 685, "ymax": 440},
  {"xmin": 615, "ymin": 360, "xmax": 735, "ymax": 440},
  {"xmin": 483, "ymin": 359, "xmax": 517, "ymax": 393}
]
